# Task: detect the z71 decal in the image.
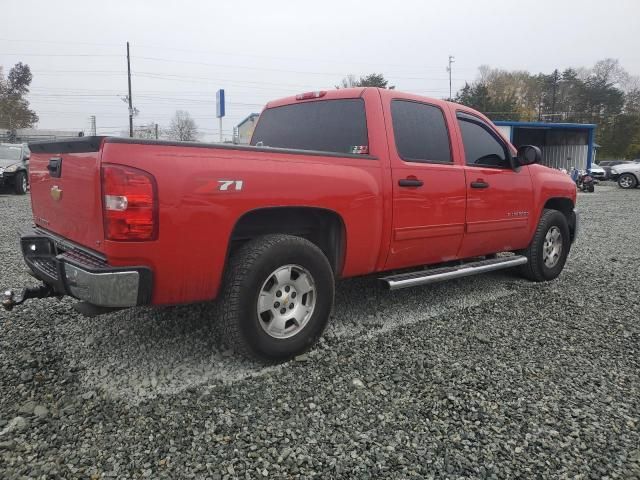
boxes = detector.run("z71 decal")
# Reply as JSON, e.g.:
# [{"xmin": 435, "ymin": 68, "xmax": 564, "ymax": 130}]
[{"xmin": 218, "ymin": 180, "xmax": 244, "ymax": 191}]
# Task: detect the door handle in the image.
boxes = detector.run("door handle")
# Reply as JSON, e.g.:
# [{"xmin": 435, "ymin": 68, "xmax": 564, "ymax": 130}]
[
  {"xmin": 398, "ymin": 178, "xmax": 424, "ymax": 187},
  {"xmin": 470, "ymin": 180, "xmax": 489, "ymax": 189},
  {"xmin": 47, "ymin": 157, "xmax": 62, "ymax": 178}
]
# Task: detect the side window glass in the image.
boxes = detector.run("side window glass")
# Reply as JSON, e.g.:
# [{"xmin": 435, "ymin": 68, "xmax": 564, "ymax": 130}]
[
  {"xmin": 391, "ymin": 100, "xmax": 451, "ymax": 163},
  {"xmin": 458, "ymin": 118, "xmax": 509, "ymax": 168}
]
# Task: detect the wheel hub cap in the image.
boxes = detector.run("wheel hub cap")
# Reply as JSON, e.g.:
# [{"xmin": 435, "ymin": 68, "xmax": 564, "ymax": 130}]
[
  {"xmin": 543, "ymin": 226, "xmax": 563, "ymax": 268},
  {"xmin": 257, "ymin": 264, "xmax": 316, "ymax": 339}
]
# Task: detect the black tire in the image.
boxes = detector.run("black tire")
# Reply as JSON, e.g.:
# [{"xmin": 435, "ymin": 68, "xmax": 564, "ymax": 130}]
[
  {"xmin": 587, "ymin": 184, "xmax": 595, "ymax": 193},
  {"xmin": 14, "ymin": 171, "xmax": 27, "ymax": 195},
  {"xmin": 618, "ymin": 173, "xmax": 638, "ymax": 189},
  {"xmin": 219, "ymin": 234, "xmax": 335, "ymax": 361},
  {"xmin": 518, "ymin": 209, "xmax": 570, "ymax": 282}
]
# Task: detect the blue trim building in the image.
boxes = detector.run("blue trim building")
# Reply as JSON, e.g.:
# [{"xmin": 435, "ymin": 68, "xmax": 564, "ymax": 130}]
[{"xmin": 494, "ymin": 121, "xmax": 597, "ymax": 171}]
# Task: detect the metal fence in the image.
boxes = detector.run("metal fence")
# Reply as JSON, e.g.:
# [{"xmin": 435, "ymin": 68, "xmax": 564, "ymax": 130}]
[{"xmin": 539, "ymin": 145, "xmax": 588, "ymax": 171}]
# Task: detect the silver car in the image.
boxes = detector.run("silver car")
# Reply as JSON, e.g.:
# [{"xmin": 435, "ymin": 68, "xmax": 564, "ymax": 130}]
[
  {"xmin": 588, "ymin": 163, "xmax": 606, "ymax": 180},
  {"xmin": 0, "ymin": 143, "xmax": 30, "ymax": 195},
  {"xmin": 610, "ymin": 160, "xmax": 640, "ymax": 189}
]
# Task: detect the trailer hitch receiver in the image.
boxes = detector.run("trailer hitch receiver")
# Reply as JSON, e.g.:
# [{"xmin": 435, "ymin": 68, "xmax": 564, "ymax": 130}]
[{"xmin": 2, "ymin": 284, "xmax": 57, "ymax": 311}]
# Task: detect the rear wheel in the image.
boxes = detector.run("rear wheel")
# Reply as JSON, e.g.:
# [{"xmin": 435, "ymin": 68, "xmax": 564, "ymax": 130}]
[
  {"xmin": 518, "ymin": 209, "xmax": 570, "ymax": 282},
  {"xmin": 14, "ymin": 171, "xmax": 27, "ymax": 195},
  {"xmin": 219, "ymin": 234, "xmax": 334, "ymax": 361},
  {"xmin": 618, "ymin": 173, "xmax": 638, "ymax": 189}
]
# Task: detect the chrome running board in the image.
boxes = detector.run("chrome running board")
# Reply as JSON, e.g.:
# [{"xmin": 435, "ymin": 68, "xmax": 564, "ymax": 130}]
[{"xmin": 380, "ymin": 256, "xmax": 528, "ymax": 291}]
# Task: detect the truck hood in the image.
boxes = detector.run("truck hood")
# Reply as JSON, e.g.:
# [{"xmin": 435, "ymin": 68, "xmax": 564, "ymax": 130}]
[
  {"xmin": 0, "ymin": 159, "xmax": 20, "ymax": 168},
  {"xmin": 611, "ymin": 163, "xmax": 640, "ymax": 174}
]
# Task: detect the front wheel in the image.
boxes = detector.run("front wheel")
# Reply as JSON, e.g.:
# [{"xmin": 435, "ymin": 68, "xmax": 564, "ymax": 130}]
[
  {"xmin": 518, "ymin": 209, "xmax": 570, "ymax": 282},
  {"xmin": 218, "ymin": 234, "xmax": 335, "ymax": 361},
  {"xmin": 618, "ymin": 173, "xmax": 638, "ymax": 189},
  {"xmin": 14, "ymin": 171, "xmax": 27, "ymax": 195}
]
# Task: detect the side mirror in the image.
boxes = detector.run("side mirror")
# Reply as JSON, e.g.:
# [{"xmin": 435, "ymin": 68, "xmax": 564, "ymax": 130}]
[{"xmin": 517, "ymin": 145, "xmax": 541, "ymax": 166}]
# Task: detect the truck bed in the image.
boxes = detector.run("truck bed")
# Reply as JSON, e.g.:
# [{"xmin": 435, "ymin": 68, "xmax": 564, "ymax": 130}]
[{"xmin": 27, "ymin": 136, "xmax": 385, "ymax": 304}]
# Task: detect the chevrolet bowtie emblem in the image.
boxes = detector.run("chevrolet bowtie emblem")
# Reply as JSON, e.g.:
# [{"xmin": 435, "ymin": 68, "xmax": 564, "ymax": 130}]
[{"xmin": 50, "ymin": 185, "xmax": 63, "ymax": 201}]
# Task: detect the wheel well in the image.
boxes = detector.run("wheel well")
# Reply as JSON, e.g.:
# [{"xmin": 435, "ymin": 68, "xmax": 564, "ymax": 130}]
[
  {"xmin": 544, "ymin": 197, "xmax": 576, "ymax": 240},
  {"xmin": 620, "ymin": 172, "xmax": 639, "ymax": 180},
  {"xmin": 229, "ymin": 207, "xmax": 346, "ymax": 275}
]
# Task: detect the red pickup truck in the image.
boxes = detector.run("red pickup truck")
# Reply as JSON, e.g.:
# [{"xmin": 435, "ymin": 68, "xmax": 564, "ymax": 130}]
[{"xmin": 3, "ymin": 88, "xmax": 578, "ymax": 361}]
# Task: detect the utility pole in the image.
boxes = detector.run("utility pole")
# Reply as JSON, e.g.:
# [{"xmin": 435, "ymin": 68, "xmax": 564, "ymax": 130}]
[
  {"xmin": 551, "ymin": 69, "xmax": 559, "ymax": 120},
  {"xmin": 155, "ymin": 123, "xmax": 159, "ymax": 140},
  {"xmin": 89, "ymin": 115, "xmax": 96, "ymax": 136},
  {"xmin": 127, "ymin": 42, "xmax": 134, "ymax": 138},
  {"xmin": 447, "ymin": 55, "xmax": 455, "ymax": 100},
  {"xmin": 538, "ymin": 98, "xmax": 542, "ymax": 121}
]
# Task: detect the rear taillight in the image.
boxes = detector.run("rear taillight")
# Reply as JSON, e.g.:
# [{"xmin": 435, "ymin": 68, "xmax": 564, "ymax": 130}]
[{"xmin": 101, "ymin": 164, "xmax": 158, "ymax": 241}]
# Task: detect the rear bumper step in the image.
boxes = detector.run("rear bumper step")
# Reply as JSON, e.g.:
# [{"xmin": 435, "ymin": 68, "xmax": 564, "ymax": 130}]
[
  {"xmin": 380, "ymin": 256, "xmax": 528, "ymax": 290},
  {"xmin": 13, "ymin": 227, "xmax": 153, "ymax": 308}
]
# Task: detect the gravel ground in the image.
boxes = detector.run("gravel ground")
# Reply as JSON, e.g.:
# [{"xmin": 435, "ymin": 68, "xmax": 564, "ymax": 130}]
[{"xmin": 0, "ymin": 184, "xmax": 639, "ymax": 479}]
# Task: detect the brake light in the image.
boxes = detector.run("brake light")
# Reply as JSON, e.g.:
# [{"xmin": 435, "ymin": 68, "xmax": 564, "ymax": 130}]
[
  {"xmin": 101, "ymin": 164, "xmax": 158, "ymax": 241},
  {"xmin": 295, "ymin": 91, "xmax": 326, "ymax": 100}
]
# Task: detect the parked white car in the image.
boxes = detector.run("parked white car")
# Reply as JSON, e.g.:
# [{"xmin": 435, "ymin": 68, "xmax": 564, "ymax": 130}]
[
  {"xmin": 588, "ymin": 163, "xmax": 606, "ymax": 180},
  {"xmin": 610, "ymin": 161, "xmax": 640, "ymax": 189}
]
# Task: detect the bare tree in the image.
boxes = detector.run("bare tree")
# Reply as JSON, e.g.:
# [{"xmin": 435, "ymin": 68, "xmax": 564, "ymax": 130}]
[
  {"xmin": 167, "ymin": 110, "xmax": 199, "ymax": 141},
  {"xmin": 336, "ymin": 74, "xmax": 358, "ymax": 89}
]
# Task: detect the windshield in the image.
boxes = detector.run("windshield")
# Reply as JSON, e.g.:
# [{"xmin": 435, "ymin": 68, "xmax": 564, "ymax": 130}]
[{"xmin": 0, "ymin": 145, "xmax": 22, "ymax": 162}]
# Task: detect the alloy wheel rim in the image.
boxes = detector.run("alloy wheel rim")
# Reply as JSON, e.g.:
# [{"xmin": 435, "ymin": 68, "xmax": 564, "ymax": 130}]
[
  {"xmin": 543, "ymin": 226, "xmax": 563, "ymax": 268},
  {"xmin": 256, "ymin": 264, "xmax": 316, "ymax": 339},
  {"xmin": 620, "ymin": 176, "xmax": 632, "ymax": 188}
]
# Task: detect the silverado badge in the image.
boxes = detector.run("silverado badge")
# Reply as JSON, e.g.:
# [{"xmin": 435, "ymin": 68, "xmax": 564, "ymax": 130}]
[{"xmin": 50, "ymin": 185, "xmax": 63, "ymax": 201}]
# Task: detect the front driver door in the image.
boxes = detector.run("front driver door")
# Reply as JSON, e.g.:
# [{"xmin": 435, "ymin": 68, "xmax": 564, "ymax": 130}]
[{"xmin": 455, "ymin": 112, "xmax": 534, "ymax": 258}]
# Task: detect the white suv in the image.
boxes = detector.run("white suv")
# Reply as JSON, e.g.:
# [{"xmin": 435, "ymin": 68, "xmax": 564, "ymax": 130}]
[{"xmin": 611, "ymin": 160, "xmax": 640, "ymax": 189}]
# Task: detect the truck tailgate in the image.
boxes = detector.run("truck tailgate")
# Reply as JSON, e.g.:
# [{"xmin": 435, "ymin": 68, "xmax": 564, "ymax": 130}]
[{"xmin": 28, "ymin": 137, "xmax": 105, "ymax": 253}]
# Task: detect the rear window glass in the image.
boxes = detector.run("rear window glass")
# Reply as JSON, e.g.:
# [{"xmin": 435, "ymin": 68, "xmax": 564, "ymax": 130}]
[
  {"xmin": 391, "ymin": 100, "xmax": 451, "ymax": 163},
  {"xmin": 250, "ymin": 99, "xmax": 368, "ymax": 155}
]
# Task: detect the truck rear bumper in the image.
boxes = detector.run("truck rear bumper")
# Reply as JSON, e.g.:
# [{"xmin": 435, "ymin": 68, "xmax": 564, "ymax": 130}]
[{"xmin": 20, "ymin": 228, "xmax": 153, "ymax": 307}]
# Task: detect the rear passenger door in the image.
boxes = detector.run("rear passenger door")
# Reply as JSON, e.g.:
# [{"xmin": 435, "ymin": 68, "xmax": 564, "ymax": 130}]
[{"xmin": 385, "ymin": 99, "xmax": 467, "ymax": 270}]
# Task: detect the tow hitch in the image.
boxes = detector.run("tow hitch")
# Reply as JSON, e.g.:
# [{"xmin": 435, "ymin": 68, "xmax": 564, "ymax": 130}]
[{"xmin": 2, "ymin": 284, "xmax": 58, "ymax": 311}]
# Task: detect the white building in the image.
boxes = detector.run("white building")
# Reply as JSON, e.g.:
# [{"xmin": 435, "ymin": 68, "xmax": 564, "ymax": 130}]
[{"xmin": 234, "ymin": 113, "xmax": 260, "ymax": 144}]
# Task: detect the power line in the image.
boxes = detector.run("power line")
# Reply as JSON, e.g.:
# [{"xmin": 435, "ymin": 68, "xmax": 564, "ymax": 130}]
[
  {"xmin": 133, "ymin": 55, "xmax": 460, "ymax": 81},
  {"xmin": 0, "ymin": 52, "xmax": 122, "ymax": 57},
  {"xmin": 0, "ymin": 37, "xmax": 477, "ymax": 72},
  {"xmin": 27, "ymin": 92, "xmax": 265, "ymax": 107}
]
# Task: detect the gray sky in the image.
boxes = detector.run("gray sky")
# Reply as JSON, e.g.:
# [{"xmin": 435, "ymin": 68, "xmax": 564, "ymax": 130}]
[{"xmin": 2, "ymin": 0, "xmax": 639, "ymax": 141}]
